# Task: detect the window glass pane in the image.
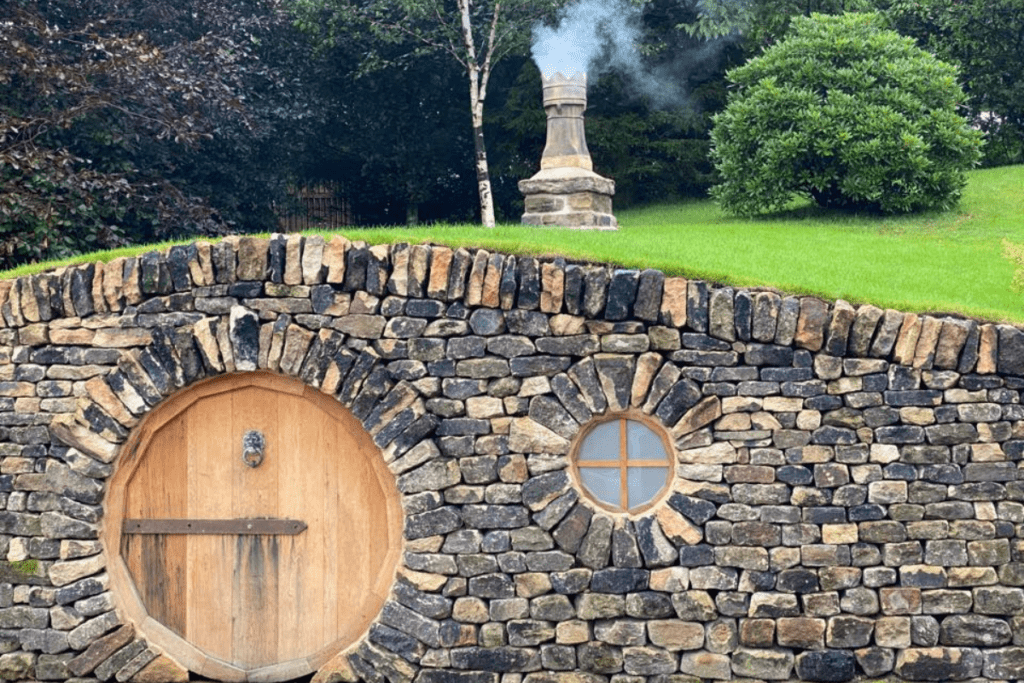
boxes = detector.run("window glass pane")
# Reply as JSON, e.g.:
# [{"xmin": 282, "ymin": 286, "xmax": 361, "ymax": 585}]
[
  {"xmin": 626, "ymin": 420, "xmax": 667, "ymax": 462},
  {"xmin": 578, "ymin": 420, "xmax": 621, "ymax": 461},
  {"xmin": 579, "ymin": 467, "xmax": 622, "ymax": 509},
  {"xmin": 628, "ymin": 466, "xmax": 668, "ymax": 509}
]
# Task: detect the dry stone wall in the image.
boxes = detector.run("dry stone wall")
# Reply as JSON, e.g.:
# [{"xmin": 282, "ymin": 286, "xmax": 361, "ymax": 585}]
[{"xmin": 0, "ymin": 235, "xmax": 1024, "ymax": 683}]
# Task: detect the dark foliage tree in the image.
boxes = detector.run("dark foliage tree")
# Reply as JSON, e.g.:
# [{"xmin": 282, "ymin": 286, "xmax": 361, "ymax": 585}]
[
  {"xmin": 885, "ymin": 0, "xmax": 1024, "ymax": 166},
  {"xmin": 0, "ymin": 0, "xmax": 321, "ymax": 268}
]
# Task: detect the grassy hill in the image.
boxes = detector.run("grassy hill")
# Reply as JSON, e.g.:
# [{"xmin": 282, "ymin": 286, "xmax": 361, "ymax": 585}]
[{"xmin": 4, "ymin": 164, "xmax": 1022, "ymax": 324}]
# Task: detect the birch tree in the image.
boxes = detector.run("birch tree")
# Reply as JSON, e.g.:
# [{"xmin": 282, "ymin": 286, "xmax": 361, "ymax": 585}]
[{"xmin": 292, "ymin": 0, "xmax": 563, "ymax": 227}]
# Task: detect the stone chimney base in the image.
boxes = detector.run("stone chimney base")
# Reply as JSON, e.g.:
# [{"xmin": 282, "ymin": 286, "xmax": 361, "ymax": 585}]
[{"xmin": 518, "ymin": 168, "xmax": 617, "ymax": 230}]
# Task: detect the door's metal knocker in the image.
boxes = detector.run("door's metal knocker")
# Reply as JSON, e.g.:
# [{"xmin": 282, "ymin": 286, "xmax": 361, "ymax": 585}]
[{"xmin": 242, "ymin": 430, "xmax": 266, "ymax": 468}]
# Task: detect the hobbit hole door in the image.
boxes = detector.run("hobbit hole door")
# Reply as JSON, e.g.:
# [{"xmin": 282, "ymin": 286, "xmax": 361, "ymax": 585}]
[{"xmin": 105, "ymin": 372, "xmax": 403, "ymax": 682}]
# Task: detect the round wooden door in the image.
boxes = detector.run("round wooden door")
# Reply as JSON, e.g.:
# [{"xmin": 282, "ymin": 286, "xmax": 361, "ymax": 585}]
[{"xmin": 105, "ymin": 372, "xmax": 403, "ymax": 682}]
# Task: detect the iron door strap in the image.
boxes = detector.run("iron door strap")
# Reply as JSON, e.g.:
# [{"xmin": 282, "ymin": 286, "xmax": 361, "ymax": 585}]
[{"xmin": 123, "ymin": 518, "xmax": 307, "ymax": 535}]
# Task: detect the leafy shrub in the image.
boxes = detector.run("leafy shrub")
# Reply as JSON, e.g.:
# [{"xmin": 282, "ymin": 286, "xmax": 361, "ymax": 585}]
[{"xmin": 709, "ymin": 12, "xmax": 983, "ymax": 215}]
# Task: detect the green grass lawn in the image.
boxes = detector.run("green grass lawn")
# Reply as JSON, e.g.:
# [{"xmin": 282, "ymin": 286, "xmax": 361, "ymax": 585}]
[{"xmin": 4, "ymin": 164, "xmax": 1023, "ymax": 323}]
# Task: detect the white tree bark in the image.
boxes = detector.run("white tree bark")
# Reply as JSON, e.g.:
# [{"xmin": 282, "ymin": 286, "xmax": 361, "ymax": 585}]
[{"xmin": 459, "ymin": 0, "xmax": 497, "ymax": 228}]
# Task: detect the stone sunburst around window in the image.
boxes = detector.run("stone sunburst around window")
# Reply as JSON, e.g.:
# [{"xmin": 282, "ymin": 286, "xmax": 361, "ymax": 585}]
[{"xmin": 571, "ymin": 413, "xmax": 675, "ymax": 515}]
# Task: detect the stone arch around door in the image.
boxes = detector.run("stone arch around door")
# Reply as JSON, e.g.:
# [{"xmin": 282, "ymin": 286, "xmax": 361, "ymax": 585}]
[{"xmin": 1, "ymin": 234, "xmax": 1021, "ymax": 683}]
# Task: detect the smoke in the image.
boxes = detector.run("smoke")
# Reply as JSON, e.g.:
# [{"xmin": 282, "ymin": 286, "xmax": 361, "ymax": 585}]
[{"xmin": 530, "ymin": 0, "xmax": 731, "ymax": 110}]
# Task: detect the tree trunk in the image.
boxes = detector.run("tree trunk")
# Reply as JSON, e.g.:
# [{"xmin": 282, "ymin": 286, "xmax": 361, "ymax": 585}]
[
  {"xmin": 471, "ymin": 102, "xmax": 496, "ymax": 228},
  {"xmin": 458, "ymin": 0, "xmax": 496, "ymax": 228}
]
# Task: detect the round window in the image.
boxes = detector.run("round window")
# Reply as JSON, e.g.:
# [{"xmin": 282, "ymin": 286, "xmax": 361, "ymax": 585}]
[{"xmin": 573, "ymin": 415, "xmax": 674, "ymax": 514}]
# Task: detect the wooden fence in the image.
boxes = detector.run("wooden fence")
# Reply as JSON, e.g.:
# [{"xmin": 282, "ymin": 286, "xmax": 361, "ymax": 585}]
[{"xmin": 277, "ymin": 181, "xmax": 352, "ymax": 231}]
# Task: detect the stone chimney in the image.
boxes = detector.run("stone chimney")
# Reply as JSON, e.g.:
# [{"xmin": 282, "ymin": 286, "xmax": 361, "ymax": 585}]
[{"xmin": 519, "ymin": 72, "xmax": 617, "ymax": 229}]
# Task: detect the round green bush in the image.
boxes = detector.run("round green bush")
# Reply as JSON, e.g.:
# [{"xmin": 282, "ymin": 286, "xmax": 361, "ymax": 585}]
[{"xmin": 709, "ymin": 12, "xmax": 983, "ymax": 215}]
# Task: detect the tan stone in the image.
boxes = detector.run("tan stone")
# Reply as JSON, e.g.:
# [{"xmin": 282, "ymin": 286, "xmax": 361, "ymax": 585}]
[
  {"xmin": 19, "ymin": 323, "xmax": 50, "ymax": 346},
  {"xmin": 540, "ymin": 261, "xmax": 565, "ymax": 314},
  {"xmin": 320, "ymin": 360, "xmax": 342, "ymax": 396},
  {"xmin": 311, "ymin": 650, "xmax": 360, "ymax": 683},
  {"xmin": 6, "ymin": 278, "xmax": 25, "ymax": 327},
  {"xmin": 660, "ymin": 277, "xmax": 687, "ymax": 328},
  {"xmin": 550, "ymin": 314, "xmax": 585, "ymax": 336},
  {"xmin": 323, "ymin": 236, "xmax": 349, "ymax": 284},
  {"xmin": 656, "ymin": 507, "xmax": 703, "ymax": 546},
  {"xmin": 900, "ymin": 407, "xmax": 935, "ymax": 425},
  {"xmin": 94, "ymin": 328, "xmax": 153, "ymax": 347},
  {"xmin": 410, "ymin": 244, "xmax": 431, "ymax": 295},
  {"xmin": 679, "ymin": 441, "xmax": 737, "ymax": 464},
  {"xmin": 215, "ymin": 317, "xmax": 236, "ymax": 373},
  {"xmin": 680, "ymin": 651, "xmax": 732, "ymax": 680},
  {"xmin": 481, "ymin": 254, "xmax": 502, "ymax": 308},
  {"xmin": 912, "ymin": 315, "xmax": 943, "ymax": 369},
  {"xmin": 0, "ymin": 381, "xmax": 35, "ymax": 398},
  {"xmin": 19, "ymin": 278, "xmax": 40, "ymax": 323},
  {"xmin": 880, "ymin": 586, "xmax": 922, "ymax": 615},
  {"xmin": 302, "ymin": 235, "xmax": 326, "ymax": 284},
  {"xmin": 14, "ymin": 398, "xmax": 40, "ymax": 413},
  {"xmin": 716, "ymin": 413, "xmax": 751, "ymax": 431},
  {"xmin": 509, "ymin": 417, "xmax": 570, "ymax": 454},
  {"xmin": 399, "ymin": 569, "xmax": 448, "ymax": 592},
  {"xmin": 794, "ymin": 297, "xmax": 828, "ymax": 351},
  {"xmin": 84, "ymin": 377, "xmax": 137, "ymax": 428},
  {"xmin": 776, "ymin": 617, "xmax": 825, "ymax": 648},
  {"xmin": 648, "ymin": 620, "xmax": 704, "ymax": 650},
  {"xmin": 49, "ymin": 328, "xmax": 94, "ymax": 345},
  {"xmin": 48, "ymin": 553, "xmax": 105, "ymax": 587},
  {"xmin": 515, "ymin": 572, "xmax": 552, "ymax": 598},
  {"xmin": 284, "ymin": 234, "xmax": 303, "ymax": 285},
  {"xmin": 650, "ymin": 567, "xmax": 690, "ymax": 592},
  {"xmin": 822, "ymin": 523, "xmax": 858, "ymax": 544},
  {"xmin": 630, "ymin": 352, "xmax": 663, "ymax": 408},
  {"xmin": 465, "ymin": 250, "xmax": 489, "ymax": 307},
  {"xmin": 875, "ymin": 616, "xmax": 912, "ymax": 648},
  {"xmin": 131, "ymin": 655, "xmax": 190, "ymax": 683},
  {"xmin": 90, "ymin": 262, "xmax": 108, "ymax": 314},
  {"xmin": 50, "ymin": 415, "xmax": 118, "ymax": 463},
  {"xmin": 428, "ymin": 247, "xmax": 453, "ymax": 300},
  {"xmin": 466, "ymin": 396, "xmax": 505, "ymax": 419},
  {"xmin": 192, "ymin": 318, "xmax": 224, "ymax": 374},
  {"xmin": 762, "ymin": 396, "xmax": 802, "ymax": 412},
  {"xmin": 977, "ymin": 324, "xmax": 998, "ymax": 373},
  {"xmin": 0, "ymin": 281, "xmax": 11, "ymax": 327},
  {"xmin": 556, "ymin": 620, "xmax": 590, "ymax": 645},
  {"xmin": 122, "ymin": 258, "xmax": 143, "ymax": 305},
  {"xmin": 280, "ymin": 324, "xmax": 315, "ymax": 376},
  {"xmin": 237, "ymin": 237, "xmax": 269, "ymax": 281},
  {"xmin": 452, "ymin": 596, "xmax": 489, "ymax": 623},
  {"xmin": 972, "ymin": 443, "xmax": 1005, "ymax": 462},
  {"xmin": 893, "ymin": 313, "xmax": 923, "ymax": 365}
]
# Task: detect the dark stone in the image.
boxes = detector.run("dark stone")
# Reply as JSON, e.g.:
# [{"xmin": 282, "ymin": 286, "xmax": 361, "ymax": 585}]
[
  {"xmin": 667, "ymin": 493, "xmax": 717, "ymax": 525},
  {"xmin": 405, "ymin": 507, "xmax": 462, "ymax": 539},
  {"xmin": 510, "ymin": 356, "xmax": 571, "ymax": 377},
  {"xmin": 605, "ymin": 270, "xmax": 639, "ymax": 321},
  {"xmin": 634, "ymin": 269, "xmax": 664, "ymax": 322},
  {"xmin": 522, "ymin": 471, "xmax": 570, "ymax": 510},
  {"xmin": 999, "ymin": 326, "xmax": 1024, "ymax": 376},
  {"xmin": 796, "ymin": 650, "xmax": 857, "ymax": 682},
  {"xmin": 777, "ymin": 568, "xmax": 820, "ymax": 594},
  {"xmin": 268, "ymin": 234, "xmax": 286, "ymax": 283},
  {"xmin": 499, "ymin": 256, "xmax": 518, "ymax": 308},
  {"xmin": 591, "ymin": 568, "xmax": 649, "ymax": 594},
  {"xmin": 582, "ymin": 266, "xmax": 610, "ymax": 319},
  {"xmin": 506, "ymin": 310, "xmax": 550, "ymax": 336},
  {"xmin": 562, "ymin": 265, "xmax": 584, "ymax": 315},
  {"xmin": 745, "ymin": 344, "xmax": 795, "ymax": 366},
  {"xmin": 654, "ymin": 378, "xmax": 702, "ymax": 425},
  {"xmin": 344, "ymin": 243, "xmax": 369, "ymax": 291},
  {"xmin": 552, "ymin": 504, "xmax": 593, "ymax": 554},
  {"xmin": 450, "ymin": 647, "xmax": 540, "ymax": 672},
  {"xmin": 612, "ymin": 523, "xmax": 643, "ymax": 568},
  {"xmin": 462, "ymin": 505, "xmax": 529, "ymax": 529},
  {"xmin": 517, "ymin": 258, "xmax": 541, "ymax": 310},
  {"xmin": 735, "ymin": 290, "xmax": 752, "ymax": 341}
]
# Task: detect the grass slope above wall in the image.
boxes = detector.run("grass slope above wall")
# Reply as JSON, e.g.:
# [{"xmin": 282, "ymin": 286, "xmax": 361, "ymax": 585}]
[{"xmin": 3, "ymin": 165, "xmax": 1022, "ymax": 324}]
